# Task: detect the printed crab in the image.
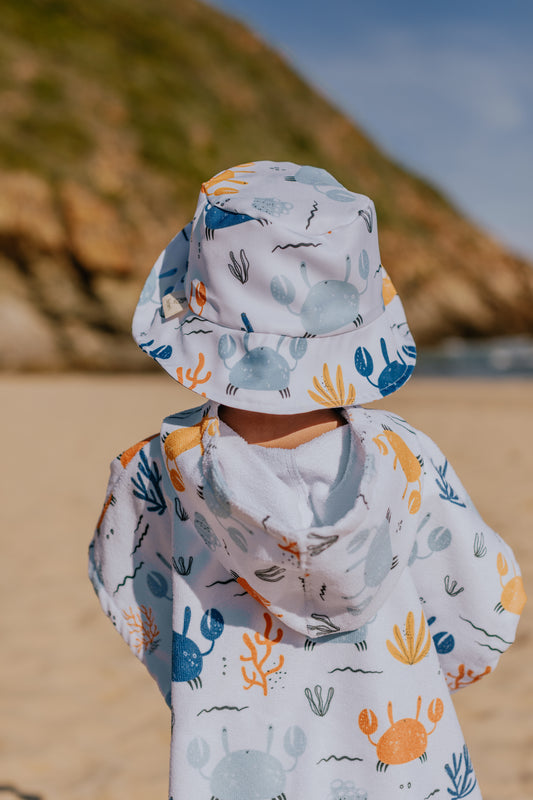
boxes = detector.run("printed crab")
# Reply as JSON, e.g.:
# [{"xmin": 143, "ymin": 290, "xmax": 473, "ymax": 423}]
[
  {"xmin": 354, "ymin": 338, "xmax": 416, "ymax": 397},
  {"xmin": 187, "ymin": 724, "xmax": 306, "ymax": 800},
  {"xmin": 172, "ymin": 605, "xmax": 224, "ymax": 688},
  {"xmin": 271, "ymin": 253, "xmax": 369, "ymax": 336},
  {"xmin": 358, "ymin": 696, "xmax": 443, "ymax": 771},
  {"xmin": 218, "ymin": 331, "xmax": 307, "ymax": 398},
  {"xmin": 495, "ymin": 552, "xmax": 526, "ymax": 614}
]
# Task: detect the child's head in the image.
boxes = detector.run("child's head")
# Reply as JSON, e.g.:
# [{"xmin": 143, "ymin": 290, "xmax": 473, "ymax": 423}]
[{"xmin": 133, "ymin": 160, "xmax": 416, "ymax": 413}]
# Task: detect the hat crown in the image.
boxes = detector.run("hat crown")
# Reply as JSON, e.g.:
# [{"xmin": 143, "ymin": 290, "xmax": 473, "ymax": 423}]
[{"xmin": 187, "ymin": 161, "xmax": 383, "ymax": 337}]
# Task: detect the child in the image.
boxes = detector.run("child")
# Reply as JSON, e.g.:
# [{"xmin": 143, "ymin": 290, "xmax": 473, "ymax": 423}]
[{"xmin": 89, "ymin": 161, "xmax": 525, "ymax": 800}]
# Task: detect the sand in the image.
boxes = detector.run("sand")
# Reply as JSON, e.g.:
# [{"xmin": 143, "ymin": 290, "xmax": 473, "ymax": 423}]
[{"xmin": 1, "ymin": 374, "xmax": 531, "ymax": 800}]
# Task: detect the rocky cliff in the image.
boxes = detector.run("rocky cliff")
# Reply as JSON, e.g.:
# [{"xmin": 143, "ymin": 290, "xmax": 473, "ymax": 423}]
[{"xmin": 1, "ymin": 0, "xmax": 532, "ymax": 371}]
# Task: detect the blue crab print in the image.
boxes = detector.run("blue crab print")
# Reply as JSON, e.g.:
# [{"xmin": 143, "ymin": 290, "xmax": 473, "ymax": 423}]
[
  {"xmin": 285, "ymin": 166, "xmax": 355, "ymax": 202},
  {"xmin": 187, "ymin": 724, "xmax": 306, "ymax": 800},
  {"xmin": 172, "ymin": 605, "xmax": 224, "ymax": 688},
  {"xmin": 271, "ymin": 253, "xmax": 369, "ymax": 336},
  {"xmin": 218, "ymin": 328, "xmax": 307, "ymax": 398},
  {"xmin": 354, "ymin": 338, "xmax": 416, "ymax": 397},
  {"xmin": 205, "ymin": 203, "xmax": 268, "ymax": 240}
]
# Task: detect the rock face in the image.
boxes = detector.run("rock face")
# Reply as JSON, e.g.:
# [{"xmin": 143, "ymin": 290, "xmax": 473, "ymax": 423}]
[{"xmin": 0, "ymin": 0, "xmax": 532, "ymax": 371}]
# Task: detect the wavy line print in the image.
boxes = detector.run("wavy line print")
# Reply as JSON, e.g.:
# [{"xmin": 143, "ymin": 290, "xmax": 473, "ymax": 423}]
[
  {"xmin": 131, "ymin": 523, "xmax": 149, "ymax": 556},
  {"xmin": 183, "ymin": 329, "xmax": 213, "ymax": 335},
  {"xmin": 460, "ymin": 616, "xmax": 513, "ymax": 644},
  {"xmin": 205, "ymin": 578, "xmax": 237, "ymax": 587},
  {"xmin": 306, "ymin": 200, "xmax": 318, "ymax": 230},
  {"xmin": 197, "ymin": 705, "xmax": 249, "ymax": 715},
  {"xmin": 328, "ymin": 667, "xmax": 383, "ymax": 674},
  {"xmin": 134, "ymin": 515, "xmax": 144, "ymax": 533},
  {"xmin": 272, "ymin": 242, "xmax": 322, "ymax": 252},
  {"xmin": 317, "ymin": 755, "xmax": 363, "ymax": 764},
  {"xmin": 113, "ymin": 562, "xmax": 144, "ymax": 595},
  {"xmin": 424, "ymin": 790, "xmax": 440, "ymax": 799},
  {"xmin": 477, "ymin": 641, "xmax": 505, "ymax": 654}
]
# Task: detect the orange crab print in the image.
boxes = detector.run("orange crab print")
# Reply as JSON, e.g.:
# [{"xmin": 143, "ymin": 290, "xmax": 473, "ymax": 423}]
[
  {"xmin": 373, "ymin": 428, "xmax": 422, "ymax": 514},
  {"xmin": 200, "ymin": 163, "xmax": 255, "ymax": 196},
  {"xmin": 164, "ymin": 416, "xmax": 219, "ymax": 492},
  {"xmin": 381, "ymin": 272, "xmax": 397, "ymax": 307},
  {"xmin": 495, "ymin": 552, "xmax": 526, "ymax": 615},
  {"xmin": 358, "ymin": 695, "xmax": 443, "ymax": 771}
]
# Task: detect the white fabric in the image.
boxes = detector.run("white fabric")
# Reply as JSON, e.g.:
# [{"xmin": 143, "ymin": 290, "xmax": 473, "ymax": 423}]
[{"xmin": 89, "ymin": 403, "xmax": 524, "ymax": 800}]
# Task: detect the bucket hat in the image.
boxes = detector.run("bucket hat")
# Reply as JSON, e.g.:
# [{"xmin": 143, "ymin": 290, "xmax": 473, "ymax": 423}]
[{"xmin": 132, "ymin": 160, "xmax": 416, "ymax": 413}]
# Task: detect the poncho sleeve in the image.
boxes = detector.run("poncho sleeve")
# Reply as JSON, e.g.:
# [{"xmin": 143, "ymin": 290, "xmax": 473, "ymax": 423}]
[
  {"xmin": 88, "ymin": 434, "xmax": 173, "ymax": 705},
  {"xmin": 408, "ymin": 429, "xmax": 525, "ymax": 692}
]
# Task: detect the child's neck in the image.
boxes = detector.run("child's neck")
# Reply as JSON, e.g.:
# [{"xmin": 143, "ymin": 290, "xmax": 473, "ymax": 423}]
[{"xmin": 218, "ymin": 405, "xmax": 346, "ymax": 449}]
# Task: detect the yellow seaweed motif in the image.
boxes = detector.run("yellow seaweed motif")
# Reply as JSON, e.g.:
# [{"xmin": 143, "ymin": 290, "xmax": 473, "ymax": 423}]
[
  {"xmin": 201, "ymin": 163, "xmax": 255, "ymax": 196},
  {"xmin": 241, "ymin": 612, "xmax": 284, "ymax": 696},
  {"xmin": 308, "ymin": 363, "xmax": 356, "ymax": 408},
  {"xmin": 386, "ymin": 610, "xmax": 431, "ymax": 665}
]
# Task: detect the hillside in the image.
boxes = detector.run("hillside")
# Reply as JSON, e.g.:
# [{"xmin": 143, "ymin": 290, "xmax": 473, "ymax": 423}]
[{"xmin": 1, "ymin": 0, "xmax": 532, "ymax": 370}]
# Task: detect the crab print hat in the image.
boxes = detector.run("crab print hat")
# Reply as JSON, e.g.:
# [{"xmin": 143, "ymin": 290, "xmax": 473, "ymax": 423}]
[{"xmin": 133, "ymin": 161, "xmax": 416, "ymax": 413}]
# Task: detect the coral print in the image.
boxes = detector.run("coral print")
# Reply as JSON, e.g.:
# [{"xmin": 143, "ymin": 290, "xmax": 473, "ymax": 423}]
[
  {"xmin": 122, "ymin": 605, "xmax": 160, "ymax": 655},
  {"xmin": 241, "ymin": 613, "xmax": 284, "ymax": 696},
  {"xmin": 358, "ymin": 696, "xmax": 444, "ymax": 770},
  {"xmin": 176, "ymin": 352, "xmax": 212, "ymax": 395}
]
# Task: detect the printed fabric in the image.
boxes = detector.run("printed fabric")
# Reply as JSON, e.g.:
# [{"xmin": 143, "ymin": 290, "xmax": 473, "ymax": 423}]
[
  {"xmin": 132, "ymin": 161, "xmax": 416, "ymax": 414},
  {"xmin": 89, "ymin": 403, "xmax": 525, "ymax": 800}
]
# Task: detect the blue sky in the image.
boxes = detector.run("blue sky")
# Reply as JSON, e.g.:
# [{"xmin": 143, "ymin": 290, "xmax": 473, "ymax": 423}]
[{"xmin": 207, "ymin": 0, "xmax": 533, "ymax": 260}]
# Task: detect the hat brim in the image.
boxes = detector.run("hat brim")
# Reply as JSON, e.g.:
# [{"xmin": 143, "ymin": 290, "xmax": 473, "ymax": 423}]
[{"xmin": 133, "ymin": 224, "xmax": 416, "ymax": 413}]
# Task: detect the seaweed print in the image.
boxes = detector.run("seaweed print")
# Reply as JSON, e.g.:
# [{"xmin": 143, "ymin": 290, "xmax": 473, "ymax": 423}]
[
  {"xmin": 227, "ymin": 249, "xmax": 250, "ymax": 283},
  {"xmin": 304, "ymin": 685, "xmax": 334, "ymax": 717},
  {"xmin": 308, "ymin": 363, "xmax": 356, "ymax": 408},
  {"xmin": 241, "ymin": 612, "xmax": 284, "ymax": 696},
  {"xmin": 131, "ymin": 451, "xmax": 167, "ymax": 515},
  {"xmin": 176, "ymin": 352, "xmax": 212, "ymax": 395},
  {"xmin": 430, "ymin": 458, "xmax": 466, "ymax": 507},
  {"xmin": 386, "ymin": 610, "xmax": 431, "ymax": 665},
  {"xmin": 444, "ymin": 745, "xmax": 477, "ymax": 798},
  {"xmin": 446, "ymin": 664, "xmax": 491, "ymax": 691},
  {"xmin": 122, "ymin": 605, "xmax": 160, "ymax": 654},
  {"xmin": 201, "ymin": 163, "xmax": 255, "ymax": 196}
]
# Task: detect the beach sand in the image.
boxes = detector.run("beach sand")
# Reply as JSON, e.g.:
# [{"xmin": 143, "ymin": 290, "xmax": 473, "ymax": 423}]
[{"xmin": 1, "ymin": 375, "xmax": 531, "ymax": 800}]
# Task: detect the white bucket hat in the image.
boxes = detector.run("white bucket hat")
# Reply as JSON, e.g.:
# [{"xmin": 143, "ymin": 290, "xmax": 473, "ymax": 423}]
[{"xmin": 132, "ymin": 160, "xmax": 416, "ymax": 413}]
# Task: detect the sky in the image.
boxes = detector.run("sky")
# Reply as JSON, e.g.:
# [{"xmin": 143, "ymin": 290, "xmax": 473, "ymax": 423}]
[{"xmin": 207, "ymin": 0, "xmax": 533, "ymax": 261}]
